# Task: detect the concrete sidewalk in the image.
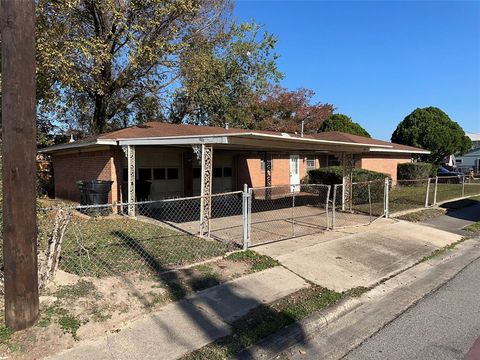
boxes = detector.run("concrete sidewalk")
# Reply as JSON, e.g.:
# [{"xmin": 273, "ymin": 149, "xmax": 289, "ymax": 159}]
[
  {"xmin": 46, "ymin": 266, "xmax": 308, "ymax": 360},
  {"xmin": 254, "ymin": 219, "xmax": 462, "ymax": 291}
]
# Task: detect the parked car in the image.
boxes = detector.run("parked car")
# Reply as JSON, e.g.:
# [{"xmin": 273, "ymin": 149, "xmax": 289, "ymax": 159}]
[{"xmin": 437, "ymin": 166, "xmax": 464, "ymax": 183}]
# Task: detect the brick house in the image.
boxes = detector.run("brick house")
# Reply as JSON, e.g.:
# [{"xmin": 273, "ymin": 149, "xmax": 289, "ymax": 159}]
[{"xmin": 40, "ymin": 122, "xmax": 429, "ymax": 203}]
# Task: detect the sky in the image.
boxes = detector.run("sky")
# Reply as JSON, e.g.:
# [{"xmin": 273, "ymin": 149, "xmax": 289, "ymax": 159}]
[{"xmin": 234, "ymin": 0, "xmax": 480, "ymax": 140}]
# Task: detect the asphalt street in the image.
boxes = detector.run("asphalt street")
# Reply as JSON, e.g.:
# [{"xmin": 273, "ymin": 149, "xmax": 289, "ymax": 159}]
[{"xmin": 344, "ymin": 257, "xmax": 480, "ymax": 360}]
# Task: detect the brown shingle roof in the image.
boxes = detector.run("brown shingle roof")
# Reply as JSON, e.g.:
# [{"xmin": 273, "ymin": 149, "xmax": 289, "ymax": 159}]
[
  {"xmin": 40, "ymin": 121, "xmax": 428, "ymax": 154},
  {"xmin": 307, "ymin": 131, "xmax": 426, "ymax": 152},
  {"xmin": 98, "ymin": 121, "xmax": 281, "ymax": 139}
]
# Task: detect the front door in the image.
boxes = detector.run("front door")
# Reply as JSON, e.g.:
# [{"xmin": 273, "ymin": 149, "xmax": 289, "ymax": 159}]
[{"xmin": 289, "ymin": 155, "xmax": 300, "ymax": 192}]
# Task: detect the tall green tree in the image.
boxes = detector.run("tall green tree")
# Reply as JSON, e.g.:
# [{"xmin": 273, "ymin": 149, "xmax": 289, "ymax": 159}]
[
  {"xmin": 169, "ymin": 22, "xmax": 282, "ymax": 128},
  {"xmin": 391, "ymin": 107, "xmax": 471, "ymax": 163},
  {"xmin": 36, "ymin": 0, "xmax": 231, "ymax": 134},
  {"xmin": 318, "ymin": 114, "xmax": 371, "ymax": 137}
]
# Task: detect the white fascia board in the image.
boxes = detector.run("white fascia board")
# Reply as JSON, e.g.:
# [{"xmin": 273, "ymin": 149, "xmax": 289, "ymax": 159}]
[
  {"xmin": 368, "ymin": 147, "xmax": 431, "ymax": 155},
  {"xmin": 38, "ymin": 139, "xmax": 116, "ymax": 153},
  {"xmin": 118, "ymin": 136, "xmax": 229, "ymax": 146}
]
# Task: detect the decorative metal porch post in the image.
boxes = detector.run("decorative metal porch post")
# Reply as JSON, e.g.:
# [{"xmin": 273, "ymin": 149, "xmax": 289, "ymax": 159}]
[
  {"xmin": 333, "ymin": 152, "xmax": 354, "ymax": 212},
  {"xmin": 193, "ymin": 144, "xmax": 213, "ymax": 237},
  {"xmin": 122, "ymin": 145, "xmax": 136, "ymax": 216},
  {"xmin": 264, "ymin": 152, "xmax": 272, "ymax": 199}
]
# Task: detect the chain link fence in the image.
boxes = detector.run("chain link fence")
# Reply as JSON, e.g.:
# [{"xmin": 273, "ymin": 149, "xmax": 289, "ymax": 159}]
[
  {"xmin": 248, "ymin": 184, "xmax": 330, "ymax": 246},
  {"xmin": 2, "ymin": 175, "xmax": 479, "ymax": 281},
  {"xmin": 332, "ymin": 179, "xmax": 385, "ymax": 229},
  {"xmin": 30, "ymin": 191, "xmax": 246, "ymax": 279},
  {"xmin": 388, "ymin": 178, "xmax": 431, "ymax": 214}
]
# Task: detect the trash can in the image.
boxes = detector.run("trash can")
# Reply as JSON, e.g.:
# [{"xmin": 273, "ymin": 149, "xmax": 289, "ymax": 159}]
[{"xmin": 77, "ymin": 180, "xmax": 113, "ymax": 215}]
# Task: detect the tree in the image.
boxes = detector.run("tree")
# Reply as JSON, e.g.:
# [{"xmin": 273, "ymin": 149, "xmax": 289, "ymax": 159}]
[
  {"xmin": 36, "ymin": 0, "xmax": 231, "ymax": 134},
  {"xmin": 318, "ymin": 114, "xmax": 371, "ymax": 137},
  {"xmin": 169, "ymin": 22, "xmax": 283, "ymax": 128},
  {"xmin": 391, "ymin": 107, "xmax": 472, "ymax": 163},
  {"xmin": 251, "ymin": 86, "xmax": 334, "ymax": 134}
]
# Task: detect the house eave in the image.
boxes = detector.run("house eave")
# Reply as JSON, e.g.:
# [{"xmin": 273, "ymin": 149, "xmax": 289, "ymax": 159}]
[
  {"xmin": 38, "ymin": 139, "xmax": 117, "ymax": 154},
  {"xmin": 367, "ymin": 147, "xmax": 431, "ymax": 155}
]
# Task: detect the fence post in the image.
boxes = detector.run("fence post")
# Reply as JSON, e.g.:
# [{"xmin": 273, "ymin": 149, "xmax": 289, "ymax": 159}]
[
  {"xmin": 462, "ymin": 175, "xmax": 465, "ymax": 198},
  {"xmin": 332, "ymin": 185, "xmax": 337, "ymax": 229},
  {"xmin": 384, "ymin": 178, "xmax": 390, "ymax": 218},
  {"xmin": 242, "ymin": 184, "xmax": 250, "ymax": 250},
  {"xmin": 433, "ymin": 176, "xmax": 438, "ymax": 205},
  {"xmin": 368, "ymin": 182, "xmax": 372, "ymax": 223},
  {"xmin": 325, "ymin": 185, "xmax": 331, "ymax": 230},
  {"xmin": 291, "ymin": 192, "xmax": 296, "ymax": 237},
  {"xmin": 424, "ymin": 178, "xmax": 431, "ymax": 208}
]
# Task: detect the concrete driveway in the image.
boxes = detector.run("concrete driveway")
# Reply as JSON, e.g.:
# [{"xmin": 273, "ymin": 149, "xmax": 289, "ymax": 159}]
[
  {"xmin": 421, "ymin": 202, "xmax": 480, "ymax": 235},
  {"xmin": 254, "ymin": 218, "xmax": 462, "ymax": 292}
]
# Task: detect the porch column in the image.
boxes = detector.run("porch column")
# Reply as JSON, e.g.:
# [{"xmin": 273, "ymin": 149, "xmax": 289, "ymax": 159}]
[
  {"xmin": 333, "ymin": 152, "xmax": 354, "ymax": 211},
  {"xmin": 341, "ymin": 153, "xmax": 354, "ymax": 212},
  {"xmin": 264, "ymin": 152, "xmax": 272, "ymax": 199},
  {"xmin": 122, "ymin": 145, "xmax": 136, "ymax": 216},
  {"xmin": 193, "ymin": 144, "xmax": 213, "ymax": 237}
]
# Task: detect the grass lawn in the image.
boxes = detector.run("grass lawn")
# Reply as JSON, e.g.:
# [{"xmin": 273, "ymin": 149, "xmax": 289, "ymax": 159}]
[
  {"xmin": 182, "ymin": 286, "xmax": 345, "ymax": 360},
  {"xmin": 388, "ymin": 183, "xmax": 480, "ymax": 214},
  {"xmin": 464, "ymin": 221, "xmax": 480, "ymax": 233},
  {"xmin": 48, "ymin": 214, "xmax": 234, "ymax": 277},
  {"xmin": 389, "ymin": 183, "xmax": 430, "ymax": 213}
]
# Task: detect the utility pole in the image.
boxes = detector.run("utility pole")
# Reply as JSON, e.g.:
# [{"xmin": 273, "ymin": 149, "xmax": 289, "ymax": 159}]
[{"xmin": 1, "ymin": 0, "xmax": 39, "ymax": 330}]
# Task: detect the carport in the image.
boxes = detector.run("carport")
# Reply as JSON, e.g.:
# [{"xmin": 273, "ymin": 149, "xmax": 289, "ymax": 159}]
[{"xmin": 119, "ymin": 130, "xmax": 384, "ymax": 235}]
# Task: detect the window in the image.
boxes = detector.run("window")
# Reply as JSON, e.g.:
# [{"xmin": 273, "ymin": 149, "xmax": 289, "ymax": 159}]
[
  {"xmin": 138, "ymin": 168, "xmax": 152, "ymax": 181},
  {"xmin": 456, "ymin": 159, "xmax": 463, "ymax": 164},
  {"xmin": 193, "ymin": 168, "xmax": 201, "ymax": 179},
  {"xmin": 167, "ymin": 168, "xmax": 179, "ymax": 180},
  {"xmin": 306, "ymin": 156, "xmax": 316, "ymax": 170},
  {"xmin": 327, "ymin": 155, "xmax": 340, "ymax": 167},
  {"xmin": 122, "ymin": 168, "xmax": 128, "ymax": 182},
  {"xmin": 153, "ymin": 168, "xmax": 166, "ymax": 180},
  {"xmin": 213, "ymin": 167, "xmax": 223, "ymax": 178},
  {"xmin": 223, "ymin": 167, "xmax": 232, "ymax": 177}
]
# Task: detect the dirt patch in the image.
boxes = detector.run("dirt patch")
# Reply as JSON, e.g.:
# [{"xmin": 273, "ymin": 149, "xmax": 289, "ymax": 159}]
[{"xmin": 0, "ymin": 252, "xmax": 275, "ymax": 359}]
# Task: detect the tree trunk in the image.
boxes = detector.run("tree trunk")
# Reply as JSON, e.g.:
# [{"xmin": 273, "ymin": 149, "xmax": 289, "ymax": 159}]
[{"xmin": 92, "ymin": 94, "xmax": 107, "ymax": 134}]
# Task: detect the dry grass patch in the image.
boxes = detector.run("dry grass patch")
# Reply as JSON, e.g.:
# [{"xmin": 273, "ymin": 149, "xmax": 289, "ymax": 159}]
[{"xmin": 395, "ymin": 208, "xmax": 446, "ymax": 222}]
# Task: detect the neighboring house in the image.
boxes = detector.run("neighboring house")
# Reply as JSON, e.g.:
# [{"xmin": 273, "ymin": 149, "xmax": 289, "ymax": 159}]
[
  {"xmin": 466, "ymin": 132, "xmax": 480, "ymax": 150},
  {"xmin": 456, "ymin": 148, "xmax": 480, "ymax": 173},
  {"xmin": 39, "ymin": 122, "xmax": 429, "ymax": 203},
  {"xmin": 454, "ymin": 132, "xmax": 480, "ymax": 173}
]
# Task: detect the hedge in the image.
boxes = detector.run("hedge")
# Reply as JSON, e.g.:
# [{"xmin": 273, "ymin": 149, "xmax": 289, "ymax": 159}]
[
  {"xmin": 307, "ymin": 166, "xmax": 389, "ymax": 204},
  {"xmin": 397, "ymin": 162, "xmax": 433, "ymax": 180},
  {"xmin": 307, "ymin": 166, "xmax": 389, "ymax": 186}
]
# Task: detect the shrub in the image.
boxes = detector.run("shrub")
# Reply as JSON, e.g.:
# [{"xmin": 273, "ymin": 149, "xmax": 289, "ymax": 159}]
[
  {"xmin": 307, "ymin": 166, "xmax": 389, "ymax": 185},
  {"xmin": 397, "ymin": 162, "xmax": 433, "ymax": 180},
  {"xmin": 308, "ymin": 166, "xmax": 389, "ymax": 204}
]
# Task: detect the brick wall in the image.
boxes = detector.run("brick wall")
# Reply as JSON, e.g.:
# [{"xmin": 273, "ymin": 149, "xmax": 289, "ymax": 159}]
[
  {"xmin": 238, "ymin": 153, "xmax": 319, "ymax": 188},
  {"xmin": 53, "ymin": 148, "xmax": 119, "ymax": 203},
  {"xmin": 358, "ymin": 154, "xmax": 412, "ymax": 182}
]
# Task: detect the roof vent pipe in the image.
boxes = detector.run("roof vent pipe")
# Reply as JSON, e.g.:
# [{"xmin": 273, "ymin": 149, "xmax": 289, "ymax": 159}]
[
  {"xmin": 300, "ymin": 120, "xmax": 304, "ymax": 138},
  {"xmin": 225, "ymin": 123, "xmax": 229, "ymax": 130}
]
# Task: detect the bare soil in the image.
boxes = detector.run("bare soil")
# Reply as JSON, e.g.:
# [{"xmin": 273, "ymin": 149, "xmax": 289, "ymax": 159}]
[{"xmin": 0, "ymin": 256, "xmax": 259, "ymax": 359}]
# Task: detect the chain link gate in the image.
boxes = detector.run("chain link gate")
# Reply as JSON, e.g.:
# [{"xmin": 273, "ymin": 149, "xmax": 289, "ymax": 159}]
[
  {"xmin": 246, "ymin": 184, "xmax": 331, "ymax": 246},
  {"xmin": 331, "ymin": 179, "xmax": 387, "ymax": 229}
]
